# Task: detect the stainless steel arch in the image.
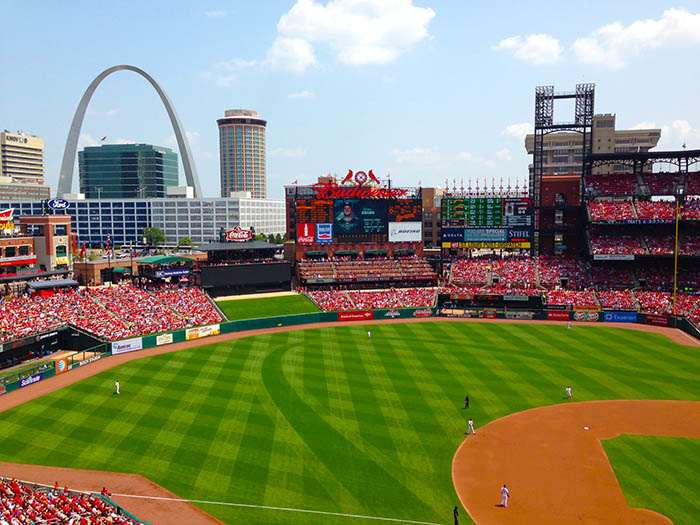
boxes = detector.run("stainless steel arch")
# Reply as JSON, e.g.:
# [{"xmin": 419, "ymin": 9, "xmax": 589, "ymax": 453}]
[{"xmin": 57, "ymin": 65, "xmax": 202, "ymax": 198}]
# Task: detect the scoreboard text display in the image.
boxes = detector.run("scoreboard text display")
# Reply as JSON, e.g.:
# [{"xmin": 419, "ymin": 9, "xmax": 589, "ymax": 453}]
[
  {"xmin": 295, "ymin": 198, "xmax": 422, "ymax": 243},
  {"xmin": 441, "ymin": 197, "xmax": 532, "ymax": 248}
]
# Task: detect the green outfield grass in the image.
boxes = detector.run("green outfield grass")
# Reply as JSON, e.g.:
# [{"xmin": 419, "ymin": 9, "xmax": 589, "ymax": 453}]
[
  {"xmin": 602, "ymin": 435, "xmax": 700, "ymax": 524},
  {"xmin": 0, "ymin": 322, "xmax": 698, "ymax": 524},
  {"xmin": 216, "ymin": 294, "xmax": 319, "ymax": 320}
]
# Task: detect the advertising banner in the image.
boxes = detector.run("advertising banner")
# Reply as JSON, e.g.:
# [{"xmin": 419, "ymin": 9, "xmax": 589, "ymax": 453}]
[
  {"xmin": 646, "ymin": 313, "xmax": 669, "ymax": 327},
  {"xmin": 505, "ymin": 311, "xmax": 535, "ymax": 320},
  {"xmin": 111, "ymin": 337, "xmax": 143, "ymax": 355},
  {"xmin": 55, "ymin": 358, "xmax": 68, "ymax": 375},
  {"xmin": 156, "ymin": 333, "xmax": 174, "ymax": 346},
  {"xmin": 338, "ymin": 310, "xmax": 374, "ymax": 321},
  {"xmin": 464, "ymin": 228, "xmax": 507, "ymax": 242},
  {"xmin": 441, "ymin": 228, "xmax": 464, "ymax": 242},
  {"xmin": 388, "ymin": 221, "xmax": 422, "ymax": 242},
  {"xmin": 593, "ymin": 254, "xmax": 635, "ymax": 261},
  {"xmin": 573, "ymin": 305, "xmax": 601, "ymax": 312},
  {"xmin": 74, "ymin": 355, "xmax": 103, "ymax": 368},
  {"xmin": 315, "ymin": 223, "xmax": 333, "ymax": 244},
  {"xmin": 154, "ymin": 269, "xmax": 190, "ymax": 278},
  {"xmin": 412, "ymin": 308, "xmax": 433, "ymax": 317},
  {"xmin": 19, "ymin": 373, "xmax": 42, "ymax": 388},
  {"xmin": 547, "ymin": 311, "xmax": 570, "ymax": 321},
  {"xmin": 603, "ymin": 311, "xmax": 638, "ymax": 323},
  {"xmin": 503, "ymin": 295, "xmax": 529, "ymax": 302},
  {"xmin": 574, "ymin": 311, "xmax": 599, "ymax": 322},
  {"xmin": 296, "ymin": 223, "xmax": 315, "ymax": 244},
  {"xmin": 185, "ymin": 324, "xmax": 221, "ymax": 341},
  {"xmin": 483, "ymin": 309, "xmax": 497, "ymax": 319}
]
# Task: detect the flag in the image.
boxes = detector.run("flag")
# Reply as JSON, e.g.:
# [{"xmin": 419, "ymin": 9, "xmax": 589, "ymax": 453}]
[
  {"xmin": 101, "ymin": 136, "xmax": 107, "ymax": 141},
  {"xmin": 72, "ymin": 235, "xmax": 77, "ymax": 254},
  {"xmin": 682, "ymin": 143, "xmax": 687, "ymax": 150},
  {"xmin": 292, "ymin": 179, "xmax": 298, "ymax": 184},
  {"xmin": 79, "ymin": 243, "xmax": 86, "ymax": 259},
  {"xmin": 106, "ymin": 234, "xmax": 111, "ymax": 250}
]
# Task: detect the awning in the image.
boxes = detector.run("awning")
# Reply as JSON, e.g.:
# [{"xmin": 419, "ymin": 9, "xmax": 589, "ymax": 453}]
[
  {"xmin": 0, "ymin": 269, "xmax": 71, "ymax": 283},
  {"xmin": 306, "ymin": 251, "xmax": 328, "ymax": 257},
  {"xmin": 27, "ymin": 279, "xmax": 79, "ymax": 290},
  {"xmin": 335, "ymin": 250, "xmax": 359, "ymax": 256},
  {"xmin": 394, "ymin": 249, "xmax": 416, "ymax": 255},
  {"xmin": 138, "ymin": 255, "xmax": 193, "ymax": 265},
  {"xmin": 112, "ymin": 267, "xmax": 131, "ymax": 274},
  {"xmin": 365, "ymin": 249, "xmax": 388, "ymax": 255}
]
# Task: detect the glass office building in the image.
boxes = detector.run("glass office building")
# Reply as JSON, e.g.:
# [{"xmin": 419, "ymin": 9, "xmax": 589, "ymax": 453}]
[
  {"xmin": 78, "ymin": 144, "xmax": 179, "ymax": 199},
  {"xmin": 4, "ymin": 198, "xmax": 285, "ymax": 247}
]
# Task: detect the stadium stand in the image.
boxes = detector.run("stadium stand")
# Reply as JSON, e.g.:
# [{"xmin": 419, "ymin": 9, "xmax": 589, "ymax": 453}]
[
  {"xmin": 588, "ymin": 201, "xmax": 636, "ymax": 221},
  {"xmin": 590, "ymin": 235, "xmax": 647, "ymax": 255},
  {"xmin": 537, "ymin": 256, "xmax": 589, "ymax": 287},
  {"xmin": 304, "ymin": 288, "xmax": 435, "ymax": 311},
  {"xmin": 596, "ymin": 290, "xmax": 636, "ymax": 310},
  {"xmin": 642, "ymin": 173, "xmax": 678, "ymax": 194},
  {"xmin": 545, "ymin": 289, "xmax": 598, "ymax": 307},
  {"xmin": 585, "ymin": 173, "xmax": 637, "ymax": 195},
  {"xmin": 490, "ymin": 257, "xmax": 537, "ymax": 285},
  {"xmin": 634, "ymin": 200, "xmax": 675, "ymax": 220},
  {"xmin": 450, "ymin": 258, "xmax": 490, "ymax": 284}
]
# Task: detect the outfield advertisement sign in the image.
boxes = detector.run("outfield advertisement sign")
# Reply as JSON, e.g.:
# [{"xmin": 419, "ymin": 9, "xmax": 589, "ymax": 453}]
[
  {"xmin": 185, "ymin": 324, "xmax": 221, "ymax": 340},
  {"xmin": 55, "ymin": 358, "xmax": 68, "ymax": 374},
  {"xmin": 19, "ymin": 373, "xmax": 42, "ymax": 388},
  {"xmin": 505, "ymin": 311, "xmax": 535, "ymax": 320},
  {"xmin": 156, "ymin": 333, "xmax": 174, "ymax": 346},
  {"xmin": 547, "ymin": 311, "xmax": 570, "ymax": 321},
  {"xmin": 603, "ymin": 311, "xmax": 638, "ymax": 323},
  {"xmin": 73, "ymin": 355, "xmax": 104, "ymax": 369},
  {"xmin": 112, "ymin": 338, "xmax": 143, "ymax": 355},
  {"xmin": 574, "ymin": 311, "xmax": 599, "ymax": 322},
  {"xmin": 338, "ymin": 310, "xmax": 373, "ymax": 321},
  {"xmin": 646, "ymin": 313, "xmax": 670, "ymax": 327},
  {"xmin": 412, "ymin": 308, "xmax": 433, "ymax": 317}
]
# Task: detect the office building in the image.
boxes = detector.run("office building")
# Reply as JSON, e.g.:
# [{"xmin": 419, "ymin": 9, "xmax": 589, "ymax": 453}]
[
  {"xmin": 5, "ymin": 197, "xmax": 285, "ymax": 247},
  {"xmin": 525, "ymin": 114, "xmax": 661, "ymax": 176},
  {"xmin": 78, "ymin": 144, "xmax": 178, "ymax": 199},
  {"xmin": 218, "ymin": 109, "xmax": 267, "ymax": 199},
  {"xmin": 0, "ymin": 131, "xmax": 50, "ymax": 200}
]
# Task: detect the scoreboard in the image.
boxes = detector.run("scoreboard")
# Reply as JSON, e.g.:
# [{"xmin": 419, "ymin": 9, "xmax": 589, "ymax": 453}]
[
  {"xmin": 295, "ymin": 198, "xmax": 422, "ymax": 244},
  {"xmin": 441, "ymin": 197, "xmax": 533, "ymax": 249}
]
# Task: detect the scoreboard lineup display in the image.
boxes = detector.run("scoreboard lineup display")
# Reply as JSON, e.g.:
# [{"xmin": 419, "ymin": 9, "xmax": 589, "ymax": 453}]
[
  {"xmin": 295, "ymin": 198, "xmax": 422, "ymax": 244},
  {"xmin": 441, "ymin": 197, "xmax": 533, "ymax": 248}
]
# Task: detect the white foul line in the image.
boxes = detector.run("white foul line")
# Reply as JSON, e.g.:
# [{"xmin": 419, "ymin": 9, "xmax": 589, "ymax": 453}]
[{"xmin": 110, "ymin": 493, "xmax": 445, "ymax": 525}]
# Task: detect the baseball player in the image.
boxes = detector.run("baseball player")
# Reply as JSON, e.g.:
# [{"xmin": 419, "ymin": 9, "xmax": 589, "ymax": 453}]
[
  {"xmin": 367, "ymin": 330, "xmax": 371, "ymax": 339},
  {"xmin": 464, "ymin": 395, "xmax": 470, "ymax": 409},
  {"xmin": 566, "ymin": 386, "xmax": 572, "ymax": 399},
  {"xmin": 453, "ymin": 506, "xmax": 459, "ymax": 525},
  {"xmin": 500, "ymin": 484, "xmax": 509, "ymax": 507},
  {"xmin": 467, "ymin": 418, "xmax": 476, "ymax": 435},
  {"xmin": 115, "ymin": 379, "xmax": 120, "ymax": 395},
  {"xmin": 567, "ymin": 320, "xmax": 571, "ymax": 330}
]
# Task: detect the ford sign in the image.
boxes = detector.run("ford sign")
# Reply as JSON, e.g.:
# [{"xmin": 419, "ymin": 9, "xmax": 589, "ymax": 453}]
[{"xmin": 47, "ymin": 198, "xmax": 70, "ymax": 210}]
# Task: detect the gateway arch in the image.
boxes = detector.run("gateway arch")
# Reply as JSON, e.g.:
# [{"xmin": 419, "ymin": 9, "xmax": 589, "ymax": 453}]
[{"xmin": 57, "ymin": 65, "xmax": 202, "ymax": 198}]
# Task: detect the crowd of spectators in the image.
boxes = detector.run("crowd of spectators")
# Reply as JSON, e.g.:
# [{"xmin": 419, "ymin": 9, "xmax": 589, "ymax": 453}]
[
  {"xmin": 450, "ymin": 258, "xmax": 490, "ymax": 284},
  {"xmin": 537, "ymin": 256, "xmax": 590, "ymax": 287},
  {"xmin": 305, "ymin": 290, "xmax": 354, "ymax": 311},
  {"xmin": 596, "ymin": 290, "xmax": 636, "ymax": 310},
  {"xmin": 588, "ymin": 201, "xmax": 636, "ymax": 221},
  {"xmin": 305, "ymin": 288, "xmax": 436, "ymax": 311},
  {"xmin": 589, "ymin": 266, "xmax": 634, "ymax": 287},
  {"xmin": 590, "ymin": 235, "xmax": 647, "ymax": 255},
  {"xmin": 298, "ymin": 258, "xmax": 436, "ymax": 282},
  {"xmin": 642, "ymin": 173, "xmax": 678, "ymax": 195},
  {"xmin": 634, "ymin": 200, "xmax": 675, "ymax": 220},
  {"xmin": 0, "ymin": 478, "xmax": 139, "ymax": 525},
  {"xmin": 545, "ymin": 289, "xmax": 598, "ymax": 307},
  {"xmin": 682, "ymin": 198, "xmax": 700, "ymax": 220},
  {"xmin": 491, "ymin": 257, "xmax": 537, "ymax": 285},
  {"xmin": 585, "ymin": 174, "xmax": 637, "ymax": 195},
  {"xmin": 152, "ymin": 287, "xmax": 222, "ymax": 327}
]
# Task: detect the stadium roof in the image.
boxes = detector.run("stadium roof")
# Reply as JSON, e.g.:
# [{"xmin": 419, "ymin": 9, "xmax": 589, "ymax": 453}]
[
  {"xmin": 138, "ymin": 255, "xmax": 193, "ymax": 264},
  {"xmin": 27, "ymin": 279, "xmax": 78, "ymax": 289},
  {"xmin": 196, "ymin": 241, "xmax": 280, "ymax": 251},
  {"xmin": 0, "ymin": 269, "xmax": 72, "ymax": 283}
]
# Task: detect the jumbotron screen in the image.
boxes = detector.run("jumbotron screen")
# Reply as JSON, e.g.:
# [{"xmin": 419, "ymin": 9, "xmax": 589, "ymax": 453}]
[
  {"xmin": 295, "ymin": 198, "xmax": 422, "ymax": 244},
  {"xmin": 441, "ymin": 197, "xmax": 533, "ymax": 248}
]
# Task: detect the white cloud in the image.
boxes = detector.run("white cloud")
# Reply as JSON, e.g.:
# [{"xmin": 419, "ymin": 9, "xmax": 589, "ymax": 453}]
[
  {"xmin": 205, "ymin": 10, "xmax": 227, "ymax": 18},
  {"xmin": 495, "ymin": 148, "xmax": 511, "ymax": 161},
  {"xmin": 266, "ymin": 0, "xmax": 434, "ymax": 72},
  {"xmin": 659, "ymin": 120, "xmax": 700, "ymax": 150},
  {"xmin": 270, "ymin": 147, "xmax": 308, "ymax": 158},
  {"xmin": 391, "ymin": 147, "xmax": 435, "ymax": 164},
  {"xmin": 288, "ymin": 90, "xmax": 315, "ymax": 100},
  {"xmin": 115, "ymin": 137, "xmax": 136, "ymax": 145},
  {"xmin": 572, "ymin": 8, "xmax": 700, "ymax": 68},
  {"xmin": 456, "ymin": 152, "xmax": 473, "ymax": 161},
  {"xmin": 204, "ymin": 58, "xmax": 257, "ymax": 86},
  {"xmin": 502, "ymin": 122, "xmax": 534, "ymax": 141},
  {"xmin": 631, "ymin": 121, "xmax": 658, "ymax": 130},
  {"xmin": 77, "ymin": 133, "xmax": 100, "ymax": 149},
  {"xmin": 493, "ymin": 34, "xmax": 562, "ymax": 65},
  {"xmin": 265, "ymin": 37, "xmax": 317, "ymax": 73}
]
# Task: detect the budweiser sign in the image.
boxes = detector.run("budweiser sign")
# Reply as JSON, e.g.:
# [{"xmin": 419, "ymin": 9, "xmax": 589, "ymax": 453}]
[
  {"xmin": 0, "ymin": 208, "xmax": 14, "ymax": 222},
  {"xmin": 226, "ymin": 226, "xmax": 253, "ymax": 242},
  {"xmin": 313, "ymin": 170, "xmax": 409, "ymax": 199}
]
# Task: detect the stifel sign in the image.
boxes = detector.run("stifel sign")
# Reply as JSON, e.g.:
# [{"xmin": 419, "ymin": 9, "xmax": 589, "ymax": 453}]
[{"xmin": 313, "ymin": 169, "xmax": 409, "ymax": 199}]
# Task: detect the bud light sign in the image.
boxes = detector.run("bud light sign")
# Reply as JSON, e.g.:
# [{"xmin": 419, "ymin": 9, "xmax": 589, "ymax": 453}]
[
  {"xmin": 315, "ymin": 223, "xmax": 333, "ymax": 244},
  {"xmin": 47, "ymin": 198, "xmax": 70, "ymax": 210}
]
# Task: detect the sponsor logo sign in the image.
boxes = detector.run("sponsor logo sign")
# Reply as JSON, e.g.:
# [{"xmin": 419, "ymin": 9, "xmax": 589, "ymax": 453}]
[
  {"xmin": 315, "ymin": 223, "xmax": 333, "ymax": 244},
  {"xmin": 574, "ymin": 305, "xmax": 601, "ymax": 312},
  {"xmin": 505, "ymin": 311, "xmax": 534, "ymax": 320},
  {"xmin": 156, "ymin": 333, "xmax": 174, "ymax": 346},
  {"xmin": 154, "ymin": 269, "xmax": 190, "ymax": 278},
  {"xmin": 388, "ymin": 221, "xmax": 422, "ymax": 242},
  {"xmin": 503, "ymin": 295, "xmax": 529, "ymax": 302},
  {"xmin": 442, "ymin": 241, "xmax": 531, "ymax": 249},
  {"xmin": 313, "ymin": 170, "xmax": 409, "ymax": 200},
  {"xmin": 55, "ymin": 256, "xmax": 69, "ymax": 265},
  {"xmin": 76, "ymin": 355, "xmax": 102, "ymax": 368},
  {"xmin": 338, "ymin": 310, "xmax": 374, "ymax": 322},
  {"xmin": 441, "ymin": 228, "xmax": 464, "ymax": 242},
  {"xmin": 19, "ymin": 373, "xmax": 42, "ymax": 388},
  {"xmin": 507, "ymin": 229, "xmax": 532, "ymax": 241},
  {"xmin": 47, "ymin": 198, "xmax": 70, "ymax": 210},
  {"xmin": 574, "ymin": 311, "xmax": 599, "ymax": 322},
  {"xmin": 36, "ymin": 331, "xmax": 58, "ymax": 342},
  {"xmin": 646, "ymin": 313, "xmax": 669, "ymax": 327},
  {"xmin": 185, "ymin": 324, "xmax": 221, "ymax": 341},
  {"xmin": 55, "ymin": 358, "xmax": 68, "ymax": 374},
  {"xmin": 603, "ymin": 311, "xmax": 638, "ymax": 323},
  {"xmin": 0, "ymin": 208, "xmax": 15, "ymax": 221},
  {"xmin": 384, "ymin": 309, "xmax": 401, "ymax": 318},
  {"xmin": 111, "ymin": 337, "xmax": 143, "ymax": 355},
  {"xmin": 593, "ymin": 254, "xmax": 635, "ymax": 261},
  {"xmin": 225, "ymin": 226, "xmax": 253, "ymax": 242},
  {"xmin": 547, "ymin": 311, "xmax": 570, "ymax": 321},
  {"xmin": 482, "ymin": 309, "xmax": 497, "ymax": 319},
  {"xmin": 412, "ymin": 308, "xmax": 433, "ymax": 318},
  {"xmin": 296, "ymin": 223, "xmax": 315, "ymax": 244},
  {"xmin": 464, "ymin": 228, "xmax": 507, "ymax": 242}
]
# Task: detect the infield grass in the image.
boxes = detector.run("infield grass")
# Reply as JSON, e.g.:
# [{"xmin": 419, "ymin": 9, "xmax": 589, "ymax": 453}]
[
  {"xmin": 603, "ymin": 435, "xmax": 700, "ymax": 524},
  {"xmin": 217, "ymin": 294, "xmax": 319, "ymax": 320},
  {"xmin": 0, "ymin": 322, "xmax": 698, "ymax": 524}
]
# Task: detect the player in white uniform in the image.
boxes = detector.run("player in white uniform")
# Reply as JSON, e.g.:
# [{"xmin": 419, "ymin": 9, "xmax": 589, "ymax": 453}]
[
  {"xmin": 500, "ymin": 484, "xmax": 509, "ymax": 507},
  {"xmin": 367, "ymin": 331, "xmax": 371, "ymax": 339},
  {"xmin": 567, "ymin": 320, "xmax": 571, "ymax": 330},
  {"xmin": 566, "ymin": 386, "xmax": 572, "ymax": 399},
  {"xmin": 115, "ymin": 380, "xmax": 120, "ymax": 395},
  {"xmin": 467, "ymin": 418, "xmax": 476, "ymax": 435}
]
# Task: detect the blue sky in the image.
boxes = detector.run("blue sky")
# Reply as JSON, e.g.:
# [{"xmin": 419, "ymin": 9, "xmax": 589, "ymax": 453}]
[{"xmin": 3, "ymin": 1, "xmax": 700, "ymax": 199}]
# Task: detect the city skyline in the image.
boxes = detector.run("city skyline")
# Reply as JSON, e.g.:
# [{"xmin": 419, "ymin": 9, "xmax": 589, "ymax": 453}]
[{"xmin": 3, "ymin": 2, "xmax": 700, "ymax": 199}]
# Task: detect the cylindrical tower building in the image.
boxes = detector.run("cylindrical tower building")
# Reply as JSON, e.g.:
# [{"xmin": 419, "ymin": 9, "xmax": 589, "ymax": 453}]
[{"xmin": 217, "ymin": 109, "xmax": 267, "ymax": 198}]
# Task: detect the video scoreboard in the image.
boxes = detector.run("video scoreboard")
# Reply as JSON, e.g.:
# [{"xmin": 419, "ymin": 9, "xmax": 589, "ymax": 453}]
[
  {"xmin": 295, "ymin": 198, "xmax": 422, "ymax": 244},
  {"xmin": 441, "ymin": 197, "xmax": 533, "ymax": 249}
]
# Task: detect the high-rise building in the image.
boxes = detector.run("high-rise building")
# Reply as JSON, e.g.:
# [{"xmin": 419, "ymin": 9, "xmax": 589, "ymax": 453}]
[
  {"xmin": 78, "ymin": 144, "xmax": 178, "ymax": 199},
  {"xmin": 525, "ymin": 114, "xmax": 661, "ymax": 176},
  {"xmin": 0, "ymin": 131, "xmax": 50, "ymax": 200},
  {"xmin": 217, "ymin": 109, "xmax": 267, "ymax": 199}
]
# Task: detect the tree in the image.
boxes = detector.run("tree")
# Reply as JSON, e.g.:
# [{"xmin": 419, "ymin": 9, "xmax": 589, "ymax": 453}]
[
  {"xmin": 254, "ymin": 233, "xmax": 266, "ymax": 241},
  {"xmin": 143, "ymin": 227, "xmax": 166, "ymax": 248},
  {"xmin": 267, "ymin": 233, "xmax": 275, "ymax": 243},
  {"xmin": 274, "ymin": 233, "xmax": 283, "ymax": 244},
  {"xmin": 178, "ymin": 237, "xmax": 194, "ymax": 248}
]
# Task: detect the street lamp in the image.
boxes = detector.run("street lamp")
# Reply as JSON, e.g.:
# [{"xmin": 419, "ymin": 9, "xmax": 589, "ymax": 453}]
[{"xmin": 672, "ymin": 187, "xmax": 686, "ymax": 317}]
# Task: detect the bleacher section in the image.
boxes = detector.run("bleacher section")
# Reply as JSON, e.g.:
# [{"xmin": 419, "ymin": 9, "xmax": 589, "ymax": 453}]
[{"xmin": 298, "ymin": 258, "xmax": 436, "ymax": 284}]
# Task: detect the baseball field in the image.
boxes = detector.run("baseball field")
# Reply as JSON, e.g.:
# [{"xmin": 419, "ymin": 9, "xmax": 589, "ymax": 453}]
[{"xmin": 0, "ymin": 321, "xmax": 698, "ymax": 524}]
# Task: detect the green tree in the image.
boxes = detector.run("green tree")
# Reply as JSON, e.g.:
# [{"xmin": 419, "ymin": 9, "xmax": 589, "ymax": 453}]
[
  {"xmin": 274, "ymin": 233, "xmax": 283, "ymax": 244},
  {"xmin": 143, "ymin": 227, "xmax": 166, "ymax": 248},
  {"xmin": 267, "ymin": 233, "xmax": 275, "ymax": 243},
  {"xmin": 88, "ymin": 252, "xmax": 98, "ymax": 261},
  {"xmin": 178, "ymin": 236, "xmax": 194, "ymax": 248},
  {"xmin": 254, "ymin": 233, "xmax": 266, "ymax": 241}
]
